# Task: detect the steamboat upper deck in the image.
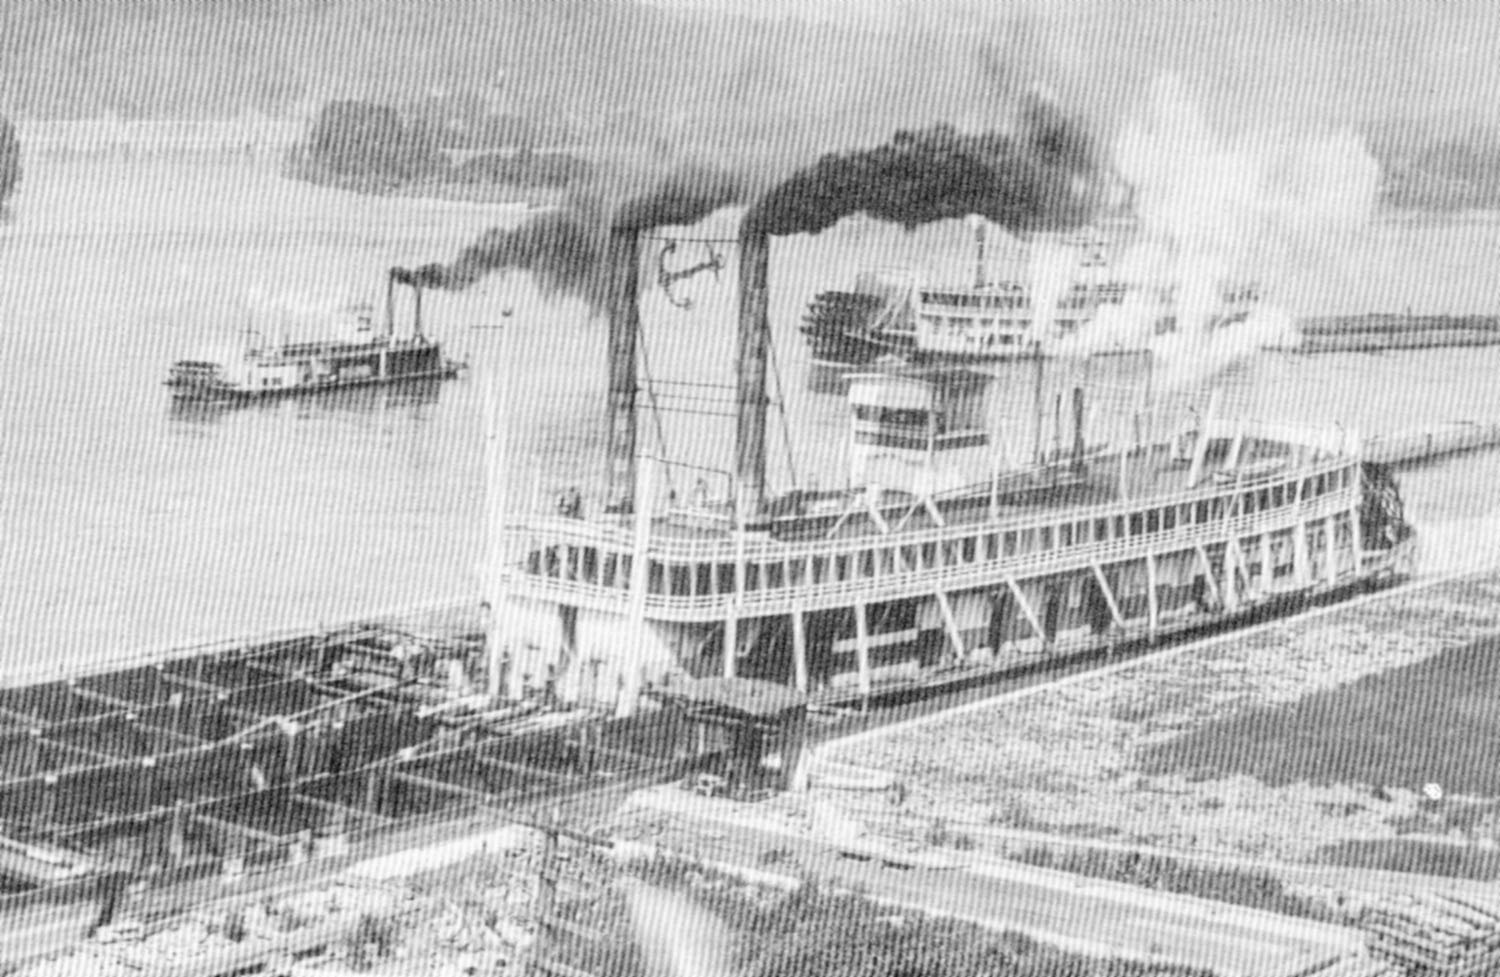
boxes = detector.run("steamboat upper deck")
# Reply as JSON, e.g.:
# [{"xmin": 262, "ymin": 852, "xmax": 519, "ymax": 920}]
[{"xmin": 500, "ymin": 419, "xmax": 1368, "ymax": 623}]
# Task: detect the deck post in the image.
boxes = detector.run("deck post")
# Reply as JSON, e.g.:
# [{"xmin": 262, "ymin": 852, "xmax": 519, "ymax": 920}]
[
  {"xmin": 1144, "ymin": 552, "xmax": 1159, "ymax": 637},
  {"xmin": 853, "ymin": 600, "xmax": 872, "ymax": 708},
  {"xmin": 1259, "ymin": 534, "xmax": 1273, "ymax": 594},
  {"xmin": 934, "ymin": 590, "xmax": 966, "ymax": 661},
  {"xmin": 1187, "ymin": 390, "xmax": 1221, "ymax": 487},
  {"xmin": 1292, "ymin": 520, "xmax": 1311, "ymax": 586},
  {"xmin": 1194, "ymin": 545, "xmax": 1223, "ymax": 610},
  {"xmin": 1348, "ymin": 503, "xmax": 1363, "ymax": 571},
  {"xmin": 483, "ymin": 362, "xmax": 512, "ymax": 703},
  {"xmin": 723, "ymin": 615, "xmax": 738, "ymax": 679},
  {"xmin": 1226, "ymin": 419, "xmax": 1247, "ymax": 471},
  {"xmin": 727, "ymin": 497, "xmax": 746, "ymax": 679},
  {"xmin": 1004, "ymin": 576, "xmax": 1046, "ymax": 644},
  {"xmin": 1089, "ymin": 562, "xmax": 1125, "ymax": 628},
  {"xmin": 1324, "ymin": 515, "xmax": 1338, "ymax": 583},
  {"xmin": 620, "ymin": 458, "xmax": 655, "ymax": 716},
  {"xmin": 1223, "ymin": 539, "xmax": 1242, "ymax": 610},
  {"xmin": 791, "ymin": 606, "xmax": 809, "ymax": 693}
]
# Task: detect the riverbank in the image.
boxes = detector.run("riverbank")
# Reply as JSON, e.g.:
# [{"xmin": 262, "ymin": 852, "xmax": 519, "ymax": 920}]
[{"xmin": 814, "ymin": 570, "xmax": 1500, "ymax": 869}]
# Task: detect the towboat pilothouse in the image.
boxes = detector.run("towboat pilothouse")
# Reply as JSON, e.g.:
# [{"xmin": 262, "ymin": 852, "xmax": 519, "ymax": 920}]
[{"xmin": 487, "ymin": 229, "xmax": 1415, "ymax": 715}]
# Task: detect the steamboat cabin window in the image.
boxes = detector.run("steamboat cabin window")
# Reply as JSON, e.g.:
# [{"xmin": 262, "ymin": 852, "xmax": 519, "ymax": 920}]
[
  {"xmin": 1129, "ymin": 514, "xmax": 1143, "ymax": 536},
  {"xmin": 1094, "ymin": 518, "xmax": 1109, "ymax": 541},
  {"xmin": 1114, "ymin": 515, "xmax": 1126, "ymax": 538},
  {"xmin": 1003, "ymin": 533, "xmax": 1017, "ymax": 557},
  {"xmin": 985, "ymin": 535, "xmax": 998, "ymax": 560},
  {"xmin": 1146, "ymin": 510, "xmax": 1159, "ymax": 533},
  {"xmin": 1162, "ymin": 507, "xmax": 1175, "ymax": 531},
  {"xmin": 1195, "ymin": 501, "xmax": 1210, "ymax": 523},
  {"xmin": 1060, "ymin": 524, "xmax": 1074, "ymax": 547},
  {"xmin": 649, "ymin": 562, "xmax": 665, "ymax": 594},
  {"xmin": 745, "ymin": 564, "xmax": 761, "ymax": 591},
  {"xmin": 1040, "ymin": 527, "xmax": 1053, "ymax": 551},
  {"xmin": 961, "ymin": 537, "xmax": 977, "ymax": 562},
  {"xmin": 859, "ymin": 551, "xmax": 876, "ymax": 577},
  {"xmin": 767, "ymin": 562, "xmax": 785, "ymax": 589},
  {"xmin": 834, "ymin": 555, "xmax": 850, "ymax": 580},
  {"xmin": 1020, "ymin": 529, "xmax": 1036, "ymax": 554},
  {"xmin": 717, "ymin": 564, "xmax": 734, "ymax": 594},
  {"xmin": 1272, "ymin": 485, "xmax": 1284, "ymax": 508},
  {"xmin": 669, "ymin": 565, "xmax": 690, "ymax": 596},
  {"xmin": 696, "ymin": 563, "xmax": 712, "ymax": 594}
]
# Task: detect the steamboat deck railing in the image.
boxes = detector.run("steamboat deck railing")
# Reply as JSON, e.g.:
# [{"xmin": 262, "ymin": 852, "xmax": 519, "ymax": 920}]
[{"xmin": 503, "ymin": 463, "xmax": 1364, "ymax": 620}]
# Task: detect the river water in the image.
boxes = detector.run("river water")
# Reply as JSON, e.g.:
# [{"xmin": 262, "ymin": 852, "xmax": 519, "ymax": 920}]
[{"xmin": 4, "ymin": 159, "xmax": 1500, "ymax": 673}]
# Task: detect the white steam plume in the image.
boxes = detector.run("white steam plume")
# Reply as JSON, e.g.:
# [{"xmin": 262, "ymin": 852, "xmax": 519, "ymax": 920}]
[
  {"xmin": 624, "ymin": 880, "xmax": 737, "ymax": 977},
  {"xmin": 1058, "ymin": 75, "xmax": 1379, "ymax": 388}
]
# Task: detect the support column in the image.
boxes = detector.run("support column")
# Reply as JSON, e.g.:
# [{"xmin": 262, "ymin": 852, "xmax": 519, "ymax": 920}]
[
  {"xmin": 1090, "ymin": 562, "xmax": 1125, "ymax": 628},
  {"xmin": 1145, "ymin": 553, "xmax": 1160, "ymax": 636},
  {"xmin": 1292, "ymin": 520, "xmax": 1311, "ymax": 586},
  {"xmin": 1004, "ymin": 576, "xmax": 1046, "ymax": 643},
  {"xmin": 1324, "ymin": 515, "xmax": 1338, "ymax": 583},
  {"xmin": 735, "ymin": 232, "xmax": 770, "ymax": 521},
  {"xmin": 1195, "ymin": 545, "xmax": 1223, "ymax": 610},
  {"xmin": 854, "ymin": 601, "xmax": 872, "ymax": 707},
  {"xmin": 1260, "ymin": 534, "xmax": 1273, "ymax": 594},
  {"xmin": 1349, "ymin": 504, "xmax": 1363, "ymax": 572},
  {"xmin": 934, "ymin": 591, "xmax": 966, "ymax": 661},
  {"xmin": 1223, "ymin": 540, "xmax": 1242, "ymax": 610},
  {"xmin": 605, "ymin": 227, "xmax": 641, "ymax": 514},
  {"xmin": 791, "ymin": 607, "xmax": 808, "ymax": 693},
  {"xmin": 723, "ymin": 615, "xmax": 738, "ymax": 679},
  {"xmin": 619, "ymin": 458, "xmax": 655, "ymax": 717}
]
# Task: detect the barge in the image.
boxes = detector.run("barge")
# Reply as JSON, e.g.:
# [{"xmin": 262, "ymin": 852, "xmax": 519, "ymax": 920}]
[
  {"xmin": 165, "ymin": 271, "xmax": 464, "ymax": 402},
  {"xmin": 489, "ymin": 225, "xmax": 1416, "ymax": 714}
]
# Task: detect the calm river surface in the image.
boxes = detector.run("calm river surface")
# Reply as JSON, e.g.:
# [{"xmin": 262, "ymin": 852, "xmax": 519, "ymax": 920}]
[{"xmin": 4, "ymin": 158, "xmax": 1500, "ymax": 671}]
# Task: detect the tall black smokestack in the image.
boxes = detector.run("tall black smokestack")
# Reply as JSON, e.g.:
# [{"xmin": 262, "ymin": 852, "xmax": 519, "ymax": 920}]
[
  {"xmin": 605, "ymin": 227, "xmax": 641, "ymax": 513},
  {"xmin": 736, "ymin": 232, "xmax": 770, "ymax": 520}
]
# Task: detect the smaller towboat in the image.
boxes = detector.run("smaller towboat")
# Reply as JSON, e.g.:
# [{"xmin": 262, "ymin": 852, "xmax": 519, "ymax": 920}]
[{"xmin": 165, "ymin": 270, "xmax": 465, "ymax": 402}]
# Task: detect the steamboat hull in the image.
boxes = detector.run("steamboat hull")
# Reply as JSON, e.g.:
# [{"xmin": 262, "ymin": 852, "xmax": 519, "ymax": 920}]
[
  {"xmin": 496, "ymin": 438, "xmax": 1416, "ymax": 712},
  {"xmin": 166, "ymin": 360, "xmax": 463, "ymax": 402}
]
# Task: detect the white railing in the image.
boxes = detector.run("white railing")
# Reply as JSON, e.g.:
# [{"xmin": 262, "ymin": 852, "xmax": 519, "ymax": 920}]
[
  {"xmin": 503, "ymin": 484, "xmax": 1361, "ymax": 620},
  {"xmin": 505, "ymin": 456, "xmax": 1356, "ymax": 567}
]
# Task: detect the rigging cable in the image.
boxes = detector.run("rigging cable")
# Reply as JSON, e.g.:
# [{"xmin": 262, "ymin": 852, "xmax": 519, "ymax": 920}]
[
  {"xmin": 636, "ymin": 322, "xmax": 677, "ymax": 499},
  {"xmin": 765, "ymin": 315, "xmax": 800, "ymax": 491}
]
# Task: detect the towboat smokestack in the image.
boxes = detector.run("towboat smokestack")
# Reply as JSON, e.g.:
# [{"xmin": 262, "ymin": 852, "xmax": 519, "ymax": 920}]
[
  {"xmin": 605, "ymin": 226, "xmax": 641, "ymax": 513},
  {"xmin": 736, "ymin": 232, "xmax": 770, "ymax": 521}
]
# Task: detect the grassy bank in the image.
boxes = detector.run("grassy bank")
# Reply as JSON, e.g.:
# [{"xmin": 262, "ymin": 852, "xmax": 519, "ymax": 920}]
[
  {"xmin": 819, "ymin": 573, "xmax": 1500, "ymax": 864},
  {"xmin": 1142, "ymin": 634, "xmax": 1500, "ymax": 794}
]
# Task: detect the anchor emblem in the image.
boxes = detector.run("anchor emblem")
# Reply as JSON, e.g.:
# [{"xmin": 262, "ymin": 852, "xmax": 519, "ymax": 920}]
[{"xmin": 656, "ymin": 239, "xmax": 724, "ymax": 310}]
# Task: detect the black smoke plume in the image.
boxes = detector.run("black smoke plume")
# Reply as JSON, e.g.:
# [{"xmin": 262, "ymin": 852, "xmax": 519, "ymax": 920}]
[
  {"xmin": 392, "ymin": 165, "xmax": 745, "ymax": 310},
  {"xmin": 392, "ymin": 211, "xmax": 605, "ymax": 307},
  {"xmin": 612, "ymin": 165, "xmax": 744, "ymax": 231},
  {"xmin": 741, "ymin": 101, "xmax": 1109, "ymax": 239}
]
